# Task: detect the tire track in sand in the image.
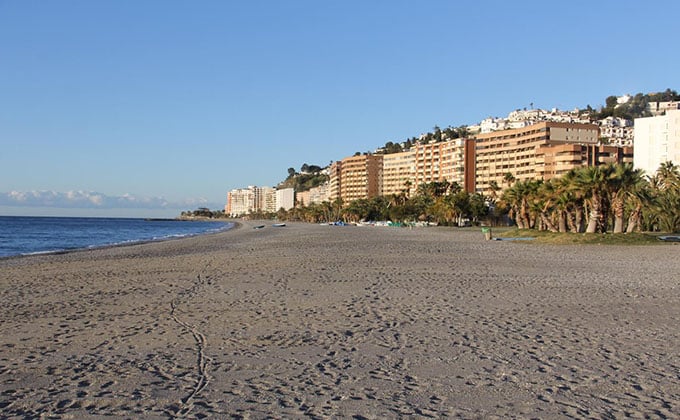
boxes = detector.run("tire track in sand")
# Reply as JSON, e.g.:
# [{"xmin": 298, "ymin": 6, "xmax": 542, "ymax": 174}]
[{"xmin": 168, "ymin": 261, "xmax": 215, "ymax": 417}]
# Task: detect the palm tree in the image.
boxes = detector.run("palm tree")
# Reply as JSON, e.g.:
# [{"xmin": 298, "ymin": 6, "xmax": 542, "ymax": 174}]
[
  {"xmin": 535, "ymin": 179, "xmax": 559, "ymax": 232},
  {"xmin": 656, "ymin": 161, "xmax": 680, "ymax": 190},
  {"xmin": 402, "ymin": 180, "xmax": 412, "ymax": 199},
  {"xmin": 607, "ymin": 163, "xmax": 646, "ymax": 233},
  {"xmin": 344, "ymin": 199, "xmax": 371, "ymax": 223},
  {"xmin": 487, "ymin": 180, "xmax": 501, "ymax": 203},
  {"xmin": 445, "ymin": 190, "xmax": 471, "ymax": 226},
  {"xmin": 574, "ymin": 165, "xmax": 613, "ymax": 233},
  {"xmin": 648, "ymin": 162, "xmax": 680, "ymax": 232},
  {"xmin": 625, "ymin": 182, "xmax": 652, "ymax": 233},
  {"xmin": 503, "ymin": 172, "xmax": 516, "ymax": 188},
  {"xmin": 550, "ymin": 171, "xmax": 581, "ymax": 233},
  {"xmin": 500, "ymin": 180, "xmax": 540, "ymax": 229}
]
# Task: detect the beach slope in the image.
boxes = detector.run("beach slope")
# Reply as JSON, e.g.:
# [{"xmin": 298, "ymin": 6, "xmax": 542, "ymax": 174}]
[{"xmin": 2, "ymin": 222, "xmax": 680, "ymax": 418}]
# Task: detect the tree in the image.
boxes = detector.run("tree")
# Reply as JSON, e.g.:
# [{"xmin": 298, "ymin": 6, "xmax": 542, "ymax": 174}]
[
  {"xmin": 607, "ymin": 163, "xmax": 646, "ymax": 233},
  {"xmin": 469, "ymin": 193, "xmax": 488, "ymax": 222},
  {"xmin": 503, "ymin": 172, "xmax": 516, "ymax": 187},
  {"xmin": 605, "ymin": 95, "xmax": 618, "ymax": 109},
  {"xmin": 535, "ymin": 180, "xmax": 560, "ymax": 232},
  {"xmin": 500, "ymin": 180, "xmax": 541, "ymax": 229},
  {"xmin": 455, "ymin": 125, "xmax": 469, "ymax": 139},
  {"xmin": 344, "ymin": 199, "xmax": 370, "ymax": 223},
  {"xmin": 557, "ymin": 169, "xmax": 585, "ymax": 233},
  {"xmin": 573, "ymin": 165, "xmax": 613, "ymax": 233},
  {"xmin": 287, "ymin": 167, "xmax": 296, "ymax": 179},
  {"xmin": 487, "ymin": 181, "xmax": 501, "ymax": 204},
  {"xmin": 648, "ymin": 162, "xmax": 680, "ymax": 233},
  {"xmin": 416, "ymin": 181, "xmax": 451, "ymax": 199}
]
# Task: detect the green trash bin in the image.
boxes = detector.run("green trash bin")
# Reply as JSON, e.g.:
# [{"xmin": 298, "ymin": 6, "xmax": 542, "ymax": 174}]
[{"xmin": 481, "ymin": 227, "xmax": 492, "ymax": 240}]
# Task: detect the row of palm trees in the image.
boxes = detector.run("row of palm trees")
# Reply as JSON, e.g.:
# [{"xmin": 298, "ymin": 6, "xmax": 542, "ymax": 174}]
[
  {"xmin": 497, "ymin": 162, "xmax": 680, "ymax": 233},
  {"xmin": 271, "ymin": 162, "xmax": 679, "ymax": 234},
  {"xmin": 277, "ymin": 181, "xmax": 489, "ymax": 226}
]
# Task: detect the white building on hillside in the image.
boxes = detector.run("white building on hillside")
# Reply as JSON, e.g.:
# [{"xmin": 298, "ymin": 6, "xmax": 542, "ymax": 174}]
[
  {"xmin": 634, "ymin": 109, "xmax": 680, "ymax": 177},
  {"xmin": 598, "ymin": 116, "xmax": 634, "ymax": 146},
  {"xmin": 648, "ymin": 101, "xmax": 680, "ymax": 117}
]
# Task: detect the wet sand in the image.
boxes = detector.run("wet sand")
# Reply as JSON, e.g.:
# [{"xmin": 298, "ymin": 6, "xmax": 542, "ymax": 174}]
[{"xmin": 1, "ymin": 221, "xmax": 680, "ymax": 418}]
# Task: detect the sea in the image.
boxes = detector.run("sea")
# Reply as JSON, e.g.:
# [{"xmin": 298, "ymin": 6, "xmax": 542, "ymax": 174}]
[{"xmin": 0, "ymin": 216, "xmax": 233, "ymax": 258}]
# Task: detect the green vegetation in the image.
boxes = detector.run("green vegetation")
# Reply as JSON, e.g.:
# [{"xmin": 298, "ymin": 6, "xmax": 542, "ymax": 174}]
[
  {"xmin": 497, "ymin": 162, "xmax": 680, "ymax": 234},
  {"xmin": 495, "ymin": 228, "xmax": 664, "ymax": 245},
  {"xmin": 276, "ymin": 180, "xmax": 491, "ymax": 225},
  {"xmin": 217, "ymin": 88, "xmax": 680, "ymax": 234},
  {"xmin": 588, "ymin": 89, "xmax": 680, "ymax": 120},
  {"xmin": 270, "ymin": 162, "xmax": 680, "ymax": 241},
  {"xmin": 378, "ymin": 140, "xmax": 413, "ymax": 154},
  {"xmin": 377, "ymin": 125, "xmax": 469, "ymax": 155},
  {"xmin": 278, "ymin": 163, "xmax": 329, "ymax": 192},
  {"xmin": 180, "ymin": 208, "xmax": 229, "ymax": 219}
]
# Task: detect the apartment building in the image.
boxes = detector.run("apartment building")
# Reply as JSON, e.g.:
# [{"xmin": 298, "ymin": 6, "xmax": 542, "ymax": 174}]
[
  {"xmin": 413, "ymin": 141, "xmax": 444, "ymax": 187},
  {"xmin": 381, "ymin": 150, "xmax": 415, "ymax": 196},
  {"xmin": 225, "ymin": 187, "xmax": 255, "ymax": 216},
  {"xmin": 648, "ymin": 101, "xmax": 680, "ymax": 117},
  {"xmin": 275, "ymin": 188, "xmax": 295, "ymax": 212},
  {"xmin": 413, "ymin": 138, "xmax": 476, "ymax": 193},
  {"xmin": 328, "ymin": 160, "xmax": 342, "ymax": 202},
  {"xmin": 440, "ymin": 138, "xmax": 476, "ymax": 193},
  {"xmin": 587, "ymin": 145, "xmax": 634, "ymax": 166},
  {"xmin": 295, "ymin": 183, "xmax": 330, "ymax": 207},
  {"xmin": 225, "ymin": 186, "xmax": 295, "ymax": 216},
  {"xmin": 474, "ymin": 121, "xmax": 599, "ymax": 193},
  {"xmin": 255, "ymin": 186, "xmax": 276, "ymax": 213},
  {"xmin": 329, "ymin": 154, "xmax": 383, "ymax": 203},
  {"xmin": 634, "ymin": 109, "xmax": 680, "ymax": 176},
  {"xmin": 536, "ymin": 144, "xmax": 633, "ymax": 180},
  {"xmin": 598, "ymin": 116, "xmax": 634, "ymax": 146}
]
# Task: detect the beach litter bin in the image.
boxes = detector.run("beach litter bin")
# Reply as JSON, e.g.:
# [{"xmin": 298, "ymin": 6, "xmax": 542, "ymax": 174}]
[{"xmin": 481, "ymin": 227, "xmax": 492, "ymax": 241}]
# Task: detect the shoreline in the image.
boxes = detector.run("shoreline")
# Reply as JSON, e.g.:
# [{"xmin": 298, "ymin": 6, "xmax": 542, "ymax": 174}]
[
  {"xmin": 2, "ymin": 221, "xmax": 680, "ymax": 417},
  {"xmin": 0, "ymin": 219, "xmax": 237, "ymax": 261}
]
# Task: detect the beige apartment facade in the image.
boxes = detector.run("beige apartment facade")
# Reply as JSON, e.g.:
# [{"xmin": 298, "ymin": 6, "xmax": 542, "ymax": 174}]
[
  {"xmin": 413, "ymin": 138, "xmax": 476, "ymax": 193},
  {"xmin": 381, "ymin": 150, "xmax": 415, "ymax": 196},
  {"xmin": 474, "ymin": 121, "xmax": 599, "ymax": 193},
  {"xmin": 329, "ymin": 154, "xmax": 383, "ymax": 203},
  {"xmin": 328, "ymin": 160, "xmax": 342, "ymax": 202},
  {"xmin": 413, "ymin": 141, "xmax": 444, "ymax": 187},
  {"xmin": 295, "ymin": 183, "xmax": 330, "ymax": 207}
]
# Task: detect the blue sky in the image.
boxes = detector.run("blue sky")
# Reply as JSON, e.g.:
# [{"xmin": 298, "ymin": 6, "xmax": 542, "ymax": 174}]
[{"xmin": 1, "ymin": 0, "xmax": 678, "ymax": 217}]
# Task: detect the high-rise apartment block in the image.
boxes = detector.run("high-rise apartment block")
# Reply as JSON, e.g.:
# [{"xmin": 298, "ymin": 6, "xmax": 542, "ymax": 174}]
[
  {"xmin": 329, "ymin": 154, "xmax": 383, "ymax": 203},
  {"xmin": 225, "ymin": 186, "xmax": 295, "ymax": 217},
  {"xmin": 275, "ymin": 188, "xmax": 295, "ymax": 212},
  {"xmin": 473, "ymin": 121, "xmax": 600, "ymax": 192},
  {"xmin": 381, "ymin": 150, "xmax": 415, "ymax": 196},
  {"xmin": 408, "ymin": 138, "xmax": 477, "ymax": 193},
  {"xmin": 227, "ymin": 122, "xmax": 636, "ymax": 212},
  {"xmin": 634, "ymin": 109, "xmax": 680, "ymax": 176},
  {"xmin": 225, "ymin": 187, "xmax": 255, "ymax": 216}
]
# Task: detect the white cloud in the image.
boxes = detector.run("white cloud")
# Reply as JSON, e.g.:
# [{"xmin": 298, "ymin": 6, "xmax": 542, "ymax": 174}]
[{"xmin": 0, "ymin": 190, "xmax": 220, "ymax": 210}]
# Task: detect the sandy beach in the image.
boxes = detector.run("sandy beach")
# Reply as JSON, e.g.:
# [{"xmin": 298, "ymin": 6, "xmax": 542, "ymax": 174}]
[{"xmin": 1, "ymin": 221, "xmax": 680, "ymax": 418}]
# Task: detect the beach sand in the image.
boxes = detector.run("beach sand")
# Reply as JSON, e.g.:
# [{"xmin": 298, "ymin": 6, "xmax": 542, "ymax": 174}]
[{"xmin": 2, "ymin": 221, "xmax": 680, "ymax": 418}]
